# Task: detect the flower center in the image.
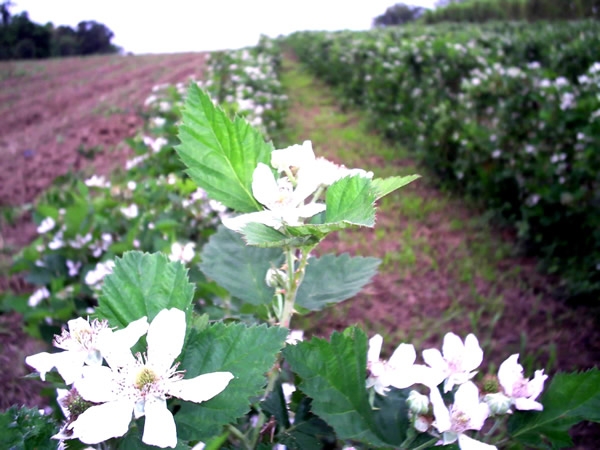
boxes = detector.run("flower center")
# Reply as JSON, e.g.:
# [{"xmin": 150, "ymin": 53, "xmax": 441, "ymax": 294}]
[
  {"xmin": 451, "ymin": 409, "xmax": 471, "ymax": 433},
  {"xmin": 135, "ymin": 367, "xmax": 159, "ymax": 392}
]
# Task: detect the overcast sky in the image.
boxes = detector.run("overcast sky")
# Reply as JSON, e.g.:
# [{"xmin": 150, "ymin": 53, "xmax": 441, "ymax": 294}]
[{"xmin": 12, "ymin": 0, "xmax": 437, "ymax": 54}]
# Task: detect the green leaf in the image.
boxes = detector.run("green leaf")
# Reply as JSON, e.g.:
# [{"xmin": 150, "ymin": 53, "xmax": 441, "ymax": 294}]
[
  {"xmin": 278, "ymin": 397, "xmax": 337, "ymax": 449},
  {"xmin": 283, "ymin": 327, "xmax": 403, "ymax": 447},
  {"xmin": 296, "ymin": 254, "xmax": 380, "ymax": 311},
  {"xmin": 199, "ymin": 226, "xmax": 283, "ymax": 305},
  {"xmin": 508, "ymin": 368, "xmax": 600, "ymax": 448},
  {"xmin": 96, "ymin": 251, "xmax": 195, "ymax": 327},
  {"xmin": 176, "ymin": 84, "xmax": 273, "ymax": 213},
  {"xmin": 175, "ymin": 322, "xmax": 288, "ymax": 441},
  {"xmin": 261, "ymin": 379, "xmax": 291, "ymax": 429},
  {"xmin": 0, "ymin": 406, "xmax": 59, "ymax": 450},
  {"xmin": 240, "ymin": 222, "xmax": 318, "ymax": 248},
  {"xmin": 371, "ymin": 175, "xmax": 420, "ymax": 200},
  {"xmin": 325, "ymin": 175, "xmax": 376, "ymax": 226}
]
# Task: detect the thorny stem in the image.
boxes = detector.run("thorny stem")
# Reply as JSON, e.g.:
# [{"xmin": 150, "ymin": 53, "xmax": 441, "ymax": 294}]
[{"xmin": 280, "ymin": 245, "xmax": 313, "ymax": 328}]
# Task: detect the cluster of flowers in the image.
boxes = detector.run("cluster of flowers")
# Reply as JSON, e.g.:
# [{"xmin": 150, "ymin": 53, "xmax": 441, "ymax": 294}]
[
  {"xmin": 366, "ymin": 332, "xmax": 547, "ymax": 450},
  {"xmin": 222, "ymin": 140, "xmax": 372, "ymax": 233},
  {"xmin": 25, "ymin": 308, "xmax": 233, "ymax": 448},
  {"xmin": 201, "ymin": 38, "xmax": 288, "ymax": 139}
]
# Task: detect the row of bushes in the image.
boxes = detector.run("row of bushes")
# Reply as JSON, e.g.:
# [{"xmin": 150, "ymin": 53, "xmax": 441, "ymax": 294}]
[
  {"xmin": 2, "ymin": 37, "xmax": 288, "ymax": 339},
  {"xmin": 423, "ymin": 0, "xmax": 599, "ymax": 23},
  {"xmin": 285, "ymin": 21, "xmax": 600, "ymax": 302}
]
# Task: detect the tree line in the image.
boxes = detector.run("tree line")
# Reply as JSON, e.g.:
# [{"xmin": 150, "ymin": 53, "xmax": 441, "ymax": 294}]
[
  {"xmin": 0, "ymin": 1, "xmax": 119, "ymax": 60},
  {"xmin": 373, "ymin": 0, "xmax": 598, "ymax": 27}
]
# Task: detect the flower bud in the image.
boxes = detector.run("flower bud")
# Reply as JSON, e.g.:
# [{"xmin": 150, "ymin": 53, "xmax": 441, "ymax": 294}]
[
  {"xmin": 265, "ymin": 268, "xmax": 287, "ymax": 289},
  {"xmin": 484, "ymin": 392, "xmax": 512, "ymax": 415},
  {"xmin": 481, "ymin": 373, "xmax": 500, "ymax": 394},
  {"xmin": 413, "ymin": 415, "xmax": 432, "ymax": 433},
  {"xmin": 406, "ymin": 390, "xmax": 430, "ymax": 415}
]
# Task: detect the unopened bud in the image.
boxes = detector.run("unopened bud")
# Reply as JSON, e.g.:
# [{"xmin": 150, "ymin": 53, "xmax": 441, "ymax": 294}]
[
  {"xmin": 413, "ymin": 415, "xmax": 431, "ymax": 433},
  {"xmin": 406, "ymin": 390, "xmax": 430, "ymax": 415},
  {"xmin": 484, "ymin": 392, "xmax": 512, "ymax": 415},
  {"xmin": 265, "ymin": 268, "xmax": 287, "ymax": 289},
  {"xmin": 481, "ymin": 373, "xmax": 500, "ymax": 394}
]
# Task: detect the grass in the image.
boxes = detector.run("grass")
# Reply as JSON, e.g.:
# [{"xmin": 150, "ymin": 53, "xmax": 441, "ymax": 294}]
[{"xmin": 277, "ymin": 54, "xmax": 595, "ymax": 374}]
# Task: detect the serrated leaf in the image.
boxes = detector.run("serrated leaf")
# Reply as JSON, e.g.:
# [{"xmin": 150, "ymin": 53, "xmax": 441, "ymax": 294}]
[
  {"xmin": 176, "ymin": 84, "xmax": 273, "ymax": 213},
  {"xmin": 278, "ymin": 397, "xmax": 336, "ymax": 449},
  {"xmin": 296, "ymin": 254, "xmax": 380, "ymax": 311},
  {"xmin": 175, "ymin": 322, "xmax": 288, "ymax": 441},
  {"xmin": 240, "ymin": 222, "xmax": 318, "ymax": 248},
  {"xmin": 325, "ymin": 175, "xmax": 376, "ymax": 226},
  {"xmin": 96, "ymin": 251, "xmax": 194, "ymax": 327},
  {"xmin": 371, "ymin": 175, "xmax": 420, "ymax": 200},
  {"xmin": 283, "ymin": 327, "xmax": 402, "ymax": 447},
  {"xmin": 508, "ymin": 368, "xmax": 600, "ymax": 448},
  {"xmin": 199, "ymin": 226, "xmax": 283, "ymax": 305},
  {"xmin": 261, "ymin": 379, "xmax": 291, "ymax": 429}
]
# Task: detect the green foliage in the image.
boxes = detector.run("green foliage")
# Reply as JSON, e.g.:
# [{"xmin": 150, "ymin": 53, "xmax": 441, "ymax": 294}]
[
  {"xmin": 423, "ymin": 0, "xmax": 596, "ymax": 23},
  {"xmin": 372, "ymin": 175, "xmax": 421, "ymax": 200},
  {"xmin": 296, "ymin": 253, "xmax": 380, "ymax": 311},
  {"xmin": 176, "ymin": 322, "xmax": 288, "ymax": 442},
  {"xmin": 199, "ymin": 226, "xmax": 283, "ymax": 305},
  {"xmin": 283, "ymin": 327, "xmax": 409, "ymax": 447},
  {"xmin": 97, "ymin": 251, "xmax": 195, "ymax": 327},
  {"xmin": 176, "ymin": 84, "xmax": 274, "ymax": 213},
  {"xmin": 508, "ymin": 368, "xmax": 600, "ymax": 448},
  {"xmin": 0, "ymin": 405, "xmax": 59, "ymax": 450},
  {"xmin": 286, "ymin": 21, "xmax": 600, "ymax": 301}
]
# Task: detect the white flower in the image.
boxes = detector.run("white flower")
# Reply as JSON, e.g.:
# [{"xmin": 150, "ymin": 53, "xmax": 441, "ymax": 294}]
[
  {"xmin": 120, "ymin": 204, "xmax": 139, "ymax": 219},
  {"xmin": 430, "ymin": 382, "xmax": 495, "ymax": 450},
  {"xmin": 84, "ymin": 175, "xmax": 110, "ymax": 188},
  {"xmin": 169, "ymin": 242, "xmax": 195, "ymax": 263},
  {"xmin": 71, "ymin": 309, "xmax": 234, "ymax": 448},
  {"xmin": 85, "ymin": 260, "xmax": 115, "ymax": 287},
  {"xmin": 422, "ymin": 332, "xmax": 483, "ymax": 392},
  {"xmin": 366, "ymin": 334, "xmax": 435, "ymax": 396},
  {"xmin": 26, "ymin": 316, "xmax": 148, "ymax": 384},
  {"xmin": 222, "ymin": 163, "xmax": 324, "ymax": 232},
  {"xmin": 270, "ymin": 140, "xmax": 316, "ymax": 172},
  {"xmin": 497, "ymin": 354, "xmax": 547, "ymax": 411},
  {"xmin": 28, "ymin": 287, "xmax": 50, "ymax": 307},
  {"xmin": 66, "ymin": 260, "xmax": 82, "ymax": 277},
  {"xmin": 37, "ymin": 217, "xmax": 56, "ymax": 234}
]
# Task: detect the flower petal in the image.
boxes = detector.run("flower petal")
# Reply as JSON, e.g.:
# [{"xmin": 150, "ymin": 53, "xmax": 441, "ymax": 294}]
[
  {"xmin": 430, "ymin": 387, "xmax": 451, "ymax": 433},
  {"xmin": 367, "ymin": 334, "xmax": 383, "ymax": 364},
  {"xmin": 514, "ymin": 397, "xmax": 544, "ymax": 411},
  {"xmin": 147, "ymin": 309, "xmax": 186, "ymax": 374},
  {"xmin": 388, "ymin": 343, "xmax": 416, "ymax": 369},
  {"xmin": 497, "ymin": 354, "xmax": 521, "ymax": 396},
  {"xmin": 26, "ymin": 350, "xmax": 87, "ymax": 384},
  {"xmin": 167, "ymin": 371, "xmax": 234, "ymax": 403},
  {"xmin": 422, "ymin": 348, "xmax": 447, "ymax": 373},
  {"xmin": 75, "ymin": 365, "xmax": 119, "ymax": 403},
  {"xmin": 252, "ymin": 163, "xmax": 279, "ymax": 207},
  {"xmin": 271, "ymin": 141, "xmax": 315, "ymax": 172},
  {"xmin": 98, "ymin": 316, "xmax": 148, "ymax": 368},
  {"xmin": 458, "ymin": 434, "xmax": 497, "ymax": 450},
  {"xmin": 142, "ymin": 398, "xmax": 177, "ymax": 448},
  {"xmin": 442, "ymin": 332, "xmax": 464, "ymax": 363},
  {"xmin": 463, "ymin": 334, "xmax": 483, "ymax": 372},
  {"xmin": 71, "ymin": 400, "xmax": 133, "ymax": 444},
  {"xmin": 294, "ymin": 202, "xmax": 326, "ymax": 219},
  {"xmin": 222, "ymin": 211, "xmax": 281, "ymax": 232}
]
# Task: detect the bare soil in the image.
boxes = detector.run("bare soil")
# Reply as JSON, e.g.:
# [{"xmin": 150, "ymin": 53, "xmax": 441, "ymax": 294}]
[{"xmin": 0, "ymin": 52, "xmax": 208, "ymax": 409}]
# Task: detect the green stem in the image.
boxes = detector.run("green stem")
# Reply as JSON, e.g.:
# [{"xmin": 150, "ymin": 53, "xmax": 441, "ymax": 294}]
[
  {"xmin": 280, "ymin": 245, "xmax": 313, "ymax": 328},
  {"xmin": 227, "ymin": 424, "xmax": 253, "ymax": 450}
]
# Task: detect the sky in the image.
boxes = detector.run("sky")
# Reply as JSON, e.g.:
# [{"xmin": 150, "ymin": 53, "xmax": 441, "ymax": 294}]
[{"xmin": 12, "ymin": 0, "xmax": 437, "ymax": 54}]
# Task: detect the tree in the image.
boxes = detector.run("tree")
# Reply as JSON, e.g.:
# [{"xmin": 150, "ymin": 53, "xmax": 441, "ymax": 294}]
[
  {"xmin": 372, "ymin": 3, "xmax": 426, "ymax": 27},
  {"xmin": 76, "ymin": 20, "xmax": 117, "ymax": 55}
]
